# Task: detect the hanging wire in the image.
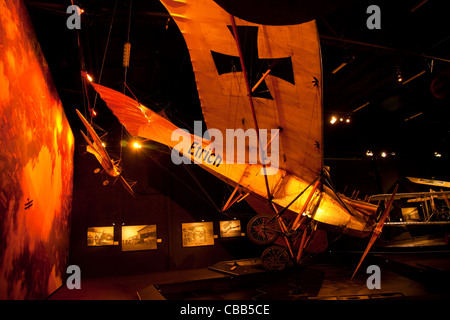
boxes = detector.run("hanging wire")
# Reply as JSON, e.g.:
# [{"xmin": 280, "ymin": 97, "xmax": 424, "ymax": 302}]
[
  {"xmin": 92, "ymin": 0, "xmax": 119, "ymax": 112},
  {"xmin": 180, "ymin": 162, "xmax": 222, "ymax": 213},
  {"xmin": 69, "ymin": 0, "xmax": 87, "ymax": 118},
  {"xmin": 123, "ymin": 0, "xmax": 132, "ymax": 93},
  {"xmin": 119, "ymin": 0, "xmax": 133, "ymax": 162}
]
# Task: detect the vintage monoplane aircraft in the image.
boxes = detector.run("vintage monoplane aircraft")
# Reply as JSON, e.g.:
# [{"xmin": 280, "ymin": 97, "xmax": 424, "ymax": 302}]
[
  {"xmin": 367, "ymin": 180, "xmax": 450, "ymax": 249},
  {"xmin": 76, "ymin": 109, "xmax": 136, "ymax": 196},
  {"xmin": 82, "ymin": 0, "xmax": 401, "ymax": 276}
]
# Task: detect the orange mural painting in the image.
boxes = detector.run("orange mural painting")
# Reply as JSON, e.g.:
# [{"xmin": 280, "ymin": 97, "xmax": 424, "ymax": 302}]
[{"xmin": 0, "ymin": 0, "xmax": 74, "ymax": 299}]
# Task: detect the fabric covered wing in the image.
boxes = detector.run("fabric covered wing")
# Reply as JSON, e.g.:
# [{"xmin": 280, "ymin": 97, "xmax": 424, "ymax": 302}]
[
  {"xmin": 160, "ymin": 0, "xmax": 323, "ymax": 184},
  {"xmin": 90, "ymin": 82, "xmax": 150, "ymax": 137}
]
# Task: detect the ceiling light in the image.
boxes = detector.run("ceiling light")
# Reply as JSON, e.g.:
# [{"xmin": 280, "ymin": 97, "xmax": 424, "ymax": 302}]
[
  {"xmin": 331, "ymin": 62, "xmax": 348, "ymax": 74},
  {"xmin": 330, "ymin": 116, "xmax": 337, "ymax": 124},
  {"xmin": 404, "ymin": 112, "xmax": 423, "ymax": 121},
  {"xmin": 402, "ymin": 70, "xmax": 426, "ymax": 85},
  {"xmin": 132, "ymin": 141, "xmax": 142, "ymax": 149},
  {"xmin": 395, "ymin": 66, "xmax": 403, "ymax": 83},
  {"xmin": 353, "ymin": 102, "xmax": 369, "ymax": 113}
]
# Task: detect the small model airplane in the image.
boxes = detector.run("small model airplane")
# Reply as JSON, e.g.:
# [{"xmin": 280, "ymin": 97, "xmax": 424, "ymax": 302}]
[{"xmin": 76, "ymin": 109, "xmax": 136, "ymax": 196}]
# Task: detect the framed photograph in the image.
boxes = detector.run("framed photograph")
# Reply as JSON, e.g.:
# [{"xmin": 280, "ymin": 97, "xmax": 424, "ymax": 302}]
[
  {"xmin": 182, "ymin": 222, "xmax": 214, "ymax": 247},
  {"xmin": 219, "ymin": 220, "xmax": 241, "ymax": 238},
  {"xmin": 122, "ymin": 225, "xmax": 157, "ymax": 251},
  {"xmin": 87, "ymin": 226, "xmax": 114, "ymax": 247}
]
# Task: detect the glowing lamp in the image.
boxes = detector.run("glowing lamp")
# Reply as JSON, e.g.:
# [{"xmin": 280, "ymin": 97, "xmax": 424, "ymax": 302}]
[
  {"xmin": 86, "ymin": 73, "xmax": 93, "ymax": 82},
  {"xmin": 132, "ymin": 141, "xmax": 142, "ymax": 149},
  {"xmin": 330, "ymin": 116, "xmax": 337, "ymax": 124}
]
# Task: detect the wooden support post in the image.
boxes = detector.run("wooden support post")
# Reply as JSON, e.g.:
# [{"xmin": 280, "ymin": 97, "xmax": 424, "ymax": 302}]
[
  {"xmin": 270, "ymin": 203, "xmax": 294, "ymax": 258},
  {"xmin": 291, "ymin": 180, "xmax": 321, "ymax": 231},
  {"xmin": 222, "ymin": 184, "xmax": 240, "ymax": 212},
  {"xmin": 251, "ymin": 69, "xmax": 271, "ymax": 93}
]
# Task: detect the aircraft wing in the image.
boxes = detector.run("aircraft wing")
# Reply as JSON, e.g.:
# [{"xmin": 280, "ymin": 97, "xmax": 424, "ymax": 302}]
[
  {"xmin": 369, "ymin": 190, "xmax": 450, "ymax": 201},
  {"xmin": 407, "ymin": 177, "xmax": 450, "ymax": 188},
  {"xmin": 160, "ymin": 0, "xmax": 323, "ymax": 184},
  {"xmin": 76, "ymin": 109, "xmax": 115, "ymax": 164}
]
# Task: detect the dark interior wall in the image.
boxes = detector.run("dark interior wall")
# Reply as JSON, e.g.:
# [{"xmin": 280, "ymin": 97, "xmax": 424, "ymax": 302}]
[
  {"xmin": 325, "ymin": 152, "xmax": 449, "ymax": 198},
  {"xmin": 69, "ymin": 143, "xmax": 263, "ymax": 278}
]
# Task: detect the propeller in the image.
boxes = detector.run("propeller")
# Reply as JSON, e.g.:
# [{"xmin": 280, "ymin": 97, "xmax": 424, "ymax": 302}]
[{"xmin": 351, "ymin": 184, "xmax": 398, "ymax": 279}]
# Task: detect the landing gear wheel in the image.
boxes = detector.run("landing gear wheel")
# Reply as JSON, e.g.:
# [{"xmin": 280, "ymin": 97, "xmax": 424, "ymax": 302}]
[
  {"xmin": 247, "ymin": 214, "xmax": 279, "ymax": 245},
  {"xmin": 261, "ymin": 245, "xmax": 290, "ymax": 271}
]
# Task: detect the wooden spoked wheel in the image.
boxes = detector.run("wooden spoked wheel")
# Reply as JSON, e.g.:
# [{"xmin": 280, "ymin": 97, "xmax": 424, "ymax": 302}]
[
  {"xmin": 246, "ymin": 214, "xmax": 279, "ymax": 245},
  {"xmin": 261, "ymin": 245, "xmax": 290, "ymax": 271}
]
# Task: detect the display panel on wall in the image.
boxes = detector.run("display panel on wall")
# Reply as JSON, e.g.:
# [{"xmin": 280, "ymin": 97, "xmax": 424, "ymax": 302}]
[
  {"xmin": 219, "ymin": 220, "xmax": 241, "ymax": 238},
  {"xmin": 87, "ymin": 227, "xmax": 115, "ymax": 246},
  {"xmin": 182, "ymin": 222, "xmax": 214, "ymax": 247},
  {"xmin": 122, "ymin": 225, "xmax": 157, "ymax": 251},
  {"xmin": 0, "ymin": 0, "xmax": 74, "ymax": 299}
]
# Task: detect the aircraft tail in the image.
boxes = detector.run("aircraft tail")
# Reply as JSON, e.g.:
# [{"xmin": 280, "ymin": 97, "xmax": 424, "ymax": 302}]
[{"xmin": 87, "ymin": 80, "xmax": 184, "ymax": 150}]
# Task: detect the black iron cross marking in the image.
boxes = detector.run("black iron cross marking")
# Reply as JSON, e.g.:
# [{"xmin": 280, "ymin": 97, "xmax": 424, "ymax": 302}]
[{"xmin": 211, "ymin": 25, "xmax": 295, "ymax": 100}]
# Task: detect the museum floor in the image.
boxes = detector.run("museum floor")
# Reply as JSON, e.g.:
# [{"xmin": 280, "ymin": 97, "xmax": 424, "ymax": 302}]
[{"xmin": 48, "ymin": 251, "xmax": 450, "ymax": 300}]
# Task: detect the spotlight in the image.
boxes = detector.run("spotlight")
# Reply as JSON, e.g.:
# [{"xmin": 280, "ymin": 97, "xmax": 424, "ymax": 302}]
[
  {"xmin": 132, "ymin": 141, "xmax": 142, "ymax": 149},
  {"xmin": 331, "ymin": 55, "xmax": 355, "ymax": 74},
  {"xmin": 366, "ymin": 150, "xmax": 374, "ymax": 157},
  {"xmin": 331, "ymin": 62, "xmax": 348, "ymax": 74},
  {"xmin": 381, "ymin": 152, "xmax": 387, "ymax": 158},
  {"xmin": 402, "ymin": 70, "xmax": 426, "ymax": 85},
  {"xmin": 86, "ymin": 73, "xmax": 93, "ymax": 82},
  {"xmin": 395, "ymin": 66, "xmax": 403, "ymax": 83},
  {"xmin": 346, "ymin": 118, "xmax": 350, "ymax": 123},
  {"xmin": 353, "ymin": 102, "xmax": 370, "ymax": 113},
  {"xmin": 330, "ymin": 116, "xmax": 337, "ymax": 124},
  {"xmin": 434, "ymin": 152, "xmax": 442, "ymax": 158}
]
